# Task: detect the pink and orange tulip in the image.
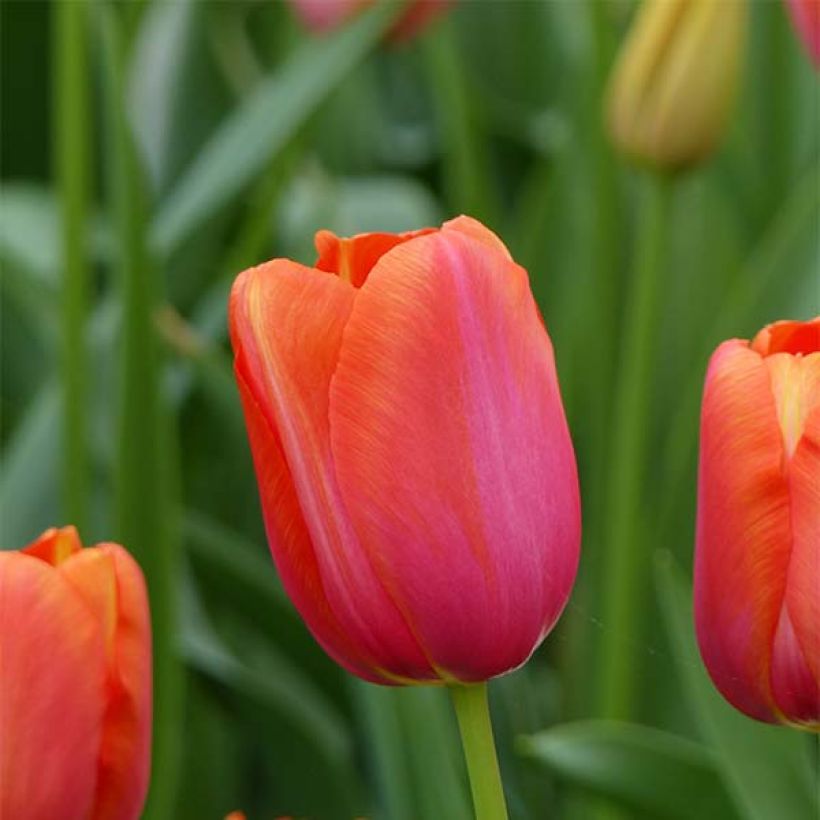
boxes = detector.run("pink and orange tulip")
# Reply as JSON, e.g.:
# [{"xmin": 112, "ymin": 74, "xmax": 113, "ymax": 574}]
[
  {"xmin": 289, "ymin": 0, "xmax": 447, "ymax": 39},
  {"xmin": 694, "ymin": 318, "xmax": 820, "ymax": 728},
  {"xmin": 786, "ymin": 0, "xmax": 820, "ymax": 66},
  {"xmin": 230, "ymin": 216, "xmax": 581, "ymax": 685},
  {"xmin": 0, "ymin": 527, "xmax": 152, "ymax": 819}
]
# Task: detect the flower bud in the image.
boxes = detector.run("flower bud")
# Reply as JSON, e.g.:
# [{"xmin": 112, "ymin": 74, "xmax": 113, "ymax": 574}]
[
  {"xmin": 607, "ymin": 0, "xmax": 747, "ymax": 171},
  {"xmin": 694, "ymin": 318, "xmax": 820, "ymax": 728},
  {"xmin": 230, "ymin": 216, "xmax": 581, "ymax": 685},
  {"xmin": 0, "ymin": 527, "xmax": 153, "ymax": 819}
]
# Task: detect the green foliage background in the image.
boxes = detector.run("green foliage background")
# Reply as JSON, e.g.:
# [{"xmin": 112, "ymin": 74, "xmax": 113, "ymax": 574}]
[{"xmin": 1, "ymin": 1, "xmax": 818, "ymax": 819}]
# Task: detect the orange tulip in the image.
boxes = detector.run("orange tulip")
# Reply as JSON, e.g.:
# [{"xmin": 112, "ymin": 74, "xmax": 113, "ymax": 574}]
[
  {"xmin": 230, "ymin": 216, "xmax": 581, "ymax": 685},
  {"xmin": 694, "ymin": 318, "xmax": 820, "ymax": 728},
  {"xmin": 0, "ymin": 526, "xmax": 152, "ymax": 819}
]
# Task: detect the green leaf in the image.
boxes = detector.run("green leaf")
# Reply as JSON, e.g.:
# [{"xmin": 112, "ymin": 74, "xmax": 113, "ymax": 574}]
[
  {"xmin": 655, "ymin": 553, "xmax": 819, "ymax": 820},
  {"xmin": 354, "ymin": 683, "xmax": 472, "ymax": 820},
  {"xmin": 150, "ymin": 1, "xmax": 401, "ymax": 257},
  {"xmin": 519, "ymin": 720, "xmax": 740, "ymax": 820},
  {"xmin": 0, "ymin": 184, "xmax": 61, "ymax": 285},
  {"xmin": 0, "ymin": 381, "xmax": 61, "ymax": 547}
]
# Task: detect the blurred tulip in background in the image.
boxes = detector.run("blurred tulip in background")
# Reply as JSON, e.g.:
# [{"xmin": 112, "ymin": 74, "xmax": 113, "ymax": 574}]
[
  {"xmin": 289, "ymin": 0, "xmax": 448, "ymax": 39},
  {"xmin": 230, "ymin": 216, "xmax": 581, "ymax": 686},
  {"xmin": 694, "ymin": 318, "xmax": 820, "ymax": 729},
  {"xmin": 607, "ymin": 0, "xmax": 747, "ymax": 170},
  {"xmin": 0, "ymin": 527, "xmax": 152, "ymax": 819},
  {"xmin": 786, "ymin": 0, "xmax": 820, "ymax": 65}
]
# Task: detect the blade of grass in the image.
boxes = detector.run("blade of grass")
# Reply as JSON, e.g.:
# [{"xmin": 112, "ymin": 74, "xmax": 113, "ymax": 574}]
[{"xmin": 97, "ymin": 6, "xmax": 184, "ymax": 818}]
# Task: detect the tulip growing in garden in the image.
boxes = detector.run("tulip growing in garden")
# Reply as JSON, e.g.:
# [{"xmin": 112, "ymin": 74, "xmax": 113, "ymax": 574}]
[
  {"xmin": 694, "ymin": 318, "xmax": 820, "ymax": 729},
  {"xmin": 0, "ymin": 526, "xmax": 153, "ymax": 819},
  {"xmin": 230, "ymin": 216, "xmax": 581, "ymax": 816},
  {"xmin": 786, "ymin": 0, "xmax": 820, "ymax": 66},
  {"xmin": 289, "ymin": 0, "xmax": 448, "ymax": 39},
  {"xmin": 607, "ymin": 0, "xmax": 747, "ymax": 170}
]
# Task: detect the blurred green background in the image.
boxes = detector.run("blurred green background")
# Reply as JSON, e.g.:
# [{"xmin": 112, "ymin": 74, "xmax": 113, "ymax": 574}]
[{"xmin": 1, "ymin": 1, "xmax": 818, "ymax": 819}]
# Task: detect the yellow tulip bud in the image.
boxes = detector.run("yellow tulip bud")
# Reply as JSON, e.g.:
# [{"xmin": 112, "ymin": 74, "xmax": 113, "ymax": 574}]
[{"xmin": 607, "ymin": 0, "xmax": 747, "ymax": 171}]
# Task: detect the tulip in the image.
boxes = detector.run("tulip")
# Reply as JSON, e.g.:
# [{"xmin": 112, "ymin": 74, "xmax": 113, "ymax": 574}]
[
  {"xmin": 694, "ymin": 317, "xmax": 820, "ymax": 728},
  {"xmin": 607, "ymin": 0, "xmax": 747, "ymax": 170},
  {"xmin": 230, "ymin": 215, "xmax": 581, "ymax": 686},
  {"xmin": 786, "ymin": 0, "xmax": 820, "ymax": 67},
  {"xmin": 289, "ymin": 0, "xmax": 448, "ymax": 40},
  {"xmin": 0, "ymin": 526, "xmax": 152, "ymax": 819}
]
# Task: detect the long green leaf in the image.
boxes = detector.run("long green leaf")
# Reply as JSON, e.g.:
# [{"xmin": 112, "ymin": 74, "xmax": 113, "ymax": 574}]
[
  {"xmin": 150, "ymin": 1, "xmax": 401, "ymax": 257},
  {"xmin": 0, "ymin": 381, "xmax": 61, "ymax": 546},
  {"xmin": 655, "ymin": 554, "xmax": 819, "ymax": 820},
  {"xmin": 520, "ymin": 720, "xmax": 739, "ymax": 820}
]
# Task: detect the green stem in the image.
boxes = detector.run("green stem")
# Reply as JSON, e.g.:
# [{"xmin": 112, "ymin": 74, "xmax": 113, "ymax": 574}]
[
  {"xmin": 98, "ymin": 6, "xmax": 183, "ymax": 818},
  {"xmin": 449, "ymin": 683, "xmax": 509, "ymax": 820},
  {"xmin": 423, "ymin": 19, "xmax": 496, "ymax": 227},
  {"xmin": 54, "ymin": 0, "xmax": 91, "ymax": 532},
  {"xmin": 598, "ymin": 173, "xmax": 671, "ymax": 720}
]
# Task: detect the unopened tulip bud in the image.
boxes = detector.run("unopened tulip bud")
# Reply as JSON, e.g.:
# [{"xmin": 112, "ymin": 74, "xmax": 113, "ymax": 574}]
[
  {"xmin": 0, "ymin": 527, "xmax": 153, "ymax": 819},
  {"xmin": 230, "ymin": 216, "xmax": 581, "ymax": 685},
  {"xmin": 607, "ymin": 0, "xmax": 747, "ymax": 171},
  {"xmin": 695, "ymin": 318, "xmax": 820, "ymax": 729}
]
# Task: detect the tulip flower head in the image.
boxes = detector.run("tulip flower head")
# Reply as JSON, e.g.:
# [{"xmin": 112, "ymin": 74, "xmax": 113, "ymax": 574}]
[
  {"xmin": 230, "ymin": 216, "xmax": 581, "ymax": 686},
  {"xmin": 695, "ymin": 318, "xmax": 820, "ymax": 729},
  {"xmin": 786, "ymin": 0, "xmax": 820, "ymax": 66},
  {"xmin": 607, "ymin": 0, "xmax": 747, "ymax": 171},
  {"xmin": 289, "ymin": 0, "xmax": 448, "ymax": 40},
  {"xmin": 0, "ymin": 527, "xmax": 152, "ymax": 819}
]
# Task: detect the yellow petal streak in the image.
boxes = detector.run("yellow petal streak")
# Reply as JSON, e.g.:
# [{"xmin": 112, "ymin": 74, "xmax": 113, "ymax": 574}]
[{"xmin": 765, "ymin": 352, "xmax": 820, "ymax": 461}]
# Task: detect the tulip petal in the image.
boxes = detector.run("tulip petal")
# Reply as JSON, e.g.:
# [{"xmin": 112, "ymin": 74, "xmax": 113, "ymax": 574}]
[
  {"xmin": 772, "ymin": 391, "xmax": 820, "ymax": 724},
  {"xmin": 694, "ymin": 341, "xmax": 792, "ymax": 722},
  {"xmin": 315, "ymin": 227, "xmax": 436, "ymax": 288},
  {"xmin": 58, "ymin": 546, "xmax": 152, "ymax": 820},
  {"xmin": 441, "ymin": 215, "xmax": 513, "ymax": 260},
  {"xmin": 329, "ymin": 228, "xmax": 580, "ymax": 681},
  {"xmin": 230, "ymin": 259, "xmax": 434, "ymax": 682},
  {"xmin": 0, "ymin": 552, "xmax": 106, "ymax": 820},
  {"xmin": 22, "ymin": 525, "xmax": 82, "ymax": 566}
]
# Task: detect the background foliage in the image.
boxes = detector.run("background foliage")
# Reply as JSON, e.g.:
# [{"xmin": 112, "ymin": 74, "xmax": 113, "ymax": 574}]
[{"xmin": 1, "ymin": 1, "xmax": 818, "ymax": 818}]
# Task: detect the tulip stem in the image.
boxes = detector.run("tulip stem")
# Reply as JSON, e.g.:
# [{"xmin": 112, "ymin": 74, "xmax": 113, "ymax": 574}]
[
  {"xmin": 598, "ymin": 172, "xmax": 671, "ymax": 719},
  {"xmin": 98, "ymin": 5, "xmax": 183, "ymax": 817},
  {"xmin": 54, "ymin": 0, "xmax": 91, "ymax": 533},
  {"xmin": 450, "ymin": 683, "xmax": 509, "ymax": 820}
]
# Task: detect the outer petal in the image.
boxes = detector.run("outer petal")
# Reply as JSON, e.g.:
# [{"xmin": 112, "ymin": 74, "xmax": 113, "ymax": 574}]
[
  {"xmin": 771, "ymin": 387, "xmax": 820, "ymax": 725},
  {"xmin": 694, "ymin": 340, "xmax": 791, "ymax": 722},
  {"xmin": 0, "ymin": 552, "xmax": 106, "ymax": 820},
  {"xmin": 230, "ymin": 259, "xmax": 434, "ymax": 682},
  {"xmin": 58, "ymin": 546, "xmax": 152, "ymax": 820},
  {"xmin": 329, "ymin": 228, "xmax": 581, "ymax": 681}
]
